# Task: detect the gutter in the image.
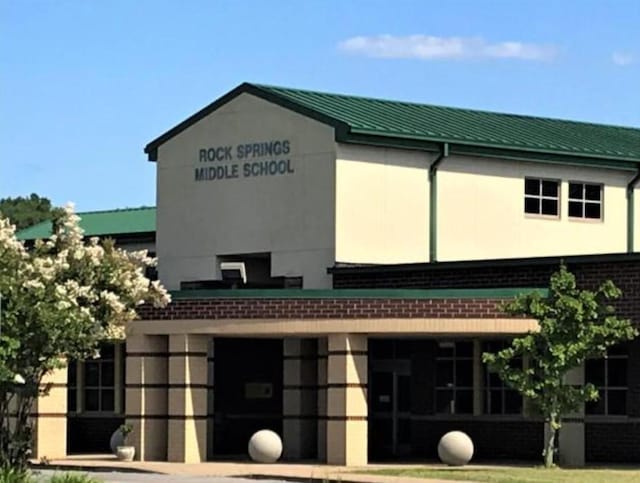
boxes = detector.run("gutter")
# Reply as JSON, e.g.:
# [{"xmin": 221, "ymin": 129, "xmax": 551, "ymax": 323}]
[
  {"xmin": 428, "ymin": 143, "xmax": 449, "ymax": 262},
  {"xmin": 627, "ymin": 167, "xmax": 640, "ymax": 252}
]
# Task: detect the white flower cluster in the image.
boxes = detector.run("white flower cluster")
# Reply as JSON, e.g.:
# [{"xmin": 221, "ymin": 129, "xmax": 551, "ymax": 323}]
[{"xmin": 0, "ymin": 204, "xmax": 171, "ymax": 367}]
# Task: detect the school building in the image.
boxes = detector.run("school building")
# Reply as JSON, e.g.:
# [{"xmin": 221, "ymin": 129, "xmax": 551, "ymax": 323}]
[{"xmin": 17, "ymin": 82, "xmax": 640, "ymax": 466}]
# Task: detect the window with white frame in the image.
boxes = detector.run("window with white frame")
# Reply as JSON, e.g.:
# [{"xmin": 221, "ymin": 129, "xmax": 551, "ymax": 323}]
[
  {"xmin": 435, "ymin": 341, "xmax": 473, "ymax": 414},
  {"xmin": 524, "ymin": 178, "xmax": 560, "ymax": 216},
  {"xmin": 568, "ymin": 182, "xmax": 603, "ymax": 220},
  {"xmin": 483, "ymin": 340, "xmax": 523, "ymax": 415},
  {"xmin": 585, "ymin": 345, "xmax": 627, "ymax": 415}
]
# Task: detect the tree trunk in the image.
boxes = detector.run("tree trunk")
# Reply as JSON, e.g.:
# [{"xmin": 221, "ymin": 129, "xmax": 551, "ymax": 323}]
[{"xmin": 543, "ymin": 413, "xmax": 558, "ymax": 468}]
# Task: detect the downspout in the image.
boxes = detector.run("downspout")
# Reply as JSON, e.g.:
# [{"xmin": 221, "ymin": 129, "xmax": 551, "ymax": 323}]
[
  {"xmin": 627, "ymin": 167, "xmax": 640, "ymax": 253},
  {"xmin": 429, "ymin": 143, "xmax": 449, "ymax": 262}
]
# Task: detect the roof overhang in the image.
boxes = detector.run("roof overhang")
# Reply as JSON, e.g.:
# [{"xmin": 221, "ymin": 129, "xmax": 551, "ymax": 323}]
[{"xmin": 144, "ymin": 82, "xmax": 640, "ymax": 171}]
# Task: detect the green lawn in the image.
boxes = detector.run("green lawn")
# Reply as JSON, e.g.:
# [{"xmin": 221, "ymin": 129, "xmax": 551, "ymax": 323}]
[{"xmin": 365, "ymin": 466, "xmax": 640, "ymax": 483}]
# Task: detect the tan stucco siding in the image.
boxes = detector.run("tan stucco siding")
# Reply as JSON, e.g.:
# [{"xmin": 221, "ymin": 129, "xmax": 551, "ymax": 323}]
[
  {"xmin": 335, "ymin": 143, "xmax": 431, "ymax": 264},
  {"xmin": 129, "ymin": 317, "xmax": 538, "ymax": 336},
  {"xmin": 156, "ymin": 93, "xmax": 336, "ymax": 289},
  {"xmin": 437, "ymin": 156, "xmax": 630, "ymax": 261}
]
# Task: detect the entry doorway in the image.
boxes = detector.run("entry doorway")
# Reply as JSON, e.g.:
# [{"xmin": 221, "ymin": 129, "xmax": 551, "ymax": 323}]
[
  {"xmin": 210, "ymin": 338, "xmax": 283, "ymax": 458},
  {"xmin": 369, "ymin": 359, "xmax": 412, "ymax": 458}
]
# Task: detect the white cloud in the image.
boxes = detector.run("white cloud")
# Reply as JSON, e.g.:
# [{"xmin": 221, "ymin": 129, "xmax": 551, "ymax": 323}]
[
  {"xmin": 612, "ymin": 51, "xmax": 634, "ymax": 66},
  {"xmin": 338, "ymin": 35, "xmax": 557, "ymax": 62}
]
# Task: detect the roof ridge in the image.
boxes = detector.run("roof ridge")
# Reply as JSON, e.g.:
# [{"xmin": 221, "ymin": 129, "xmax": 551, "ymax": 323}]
[
  {"xmin": 75, "ymin": 206, "xmax": 156, "ymax": 215},
  {"xmin": 253, "ymin": 83, "xmax": 640, "ymax": 132}
]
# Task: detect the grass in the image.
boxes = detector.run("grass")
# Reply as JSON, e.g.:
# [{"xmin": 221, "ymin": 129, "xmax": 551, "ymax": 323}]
[{"xmin": 365, "ymin": 466, "xmax": 640, "ymax": 483}]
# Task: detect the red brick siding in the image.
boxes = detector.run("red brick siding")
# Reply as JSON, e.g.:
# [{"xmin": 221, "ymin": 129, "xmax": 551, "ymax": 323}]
[
  {"xmin": 333, "ymin": 260, "xmax": 640, "ymax": 323},
  {"xmin": 586, "ymin": 421, "xmax": 640, "ymax": 462},
  {"xmin": 138, "ymin": 298, "xmax": 510, "ymax": 320},
  {"xmin": 410, "ymin": 420, "xmax": 544, "ymax": 461}
]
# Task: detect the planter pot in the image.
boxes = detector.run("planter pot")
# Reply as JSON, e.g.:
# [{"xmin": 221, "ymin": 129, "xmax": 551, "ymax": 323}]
[{"xmin": 116, "ymin": 445, "xmax": 135, "ymax": 462}]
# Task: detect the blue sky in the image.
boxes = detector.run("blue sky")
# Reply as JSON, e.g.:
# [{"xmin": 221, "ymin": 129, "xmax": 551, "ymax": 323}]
[{"xmin": 1, "ymin": 0, "xmax": 638, "ymax": 211}]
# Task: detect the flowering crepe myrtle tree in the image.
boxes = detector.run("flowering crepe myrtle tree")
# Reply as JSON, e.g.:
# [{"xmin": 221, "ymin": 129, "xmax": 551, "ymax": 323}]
[
  {"xmin": 0, "ymin": 205, "xmax": 170, "ymax": 469},
  {"xmin": 482, "ymin": 265, "xmax": 637, "ymax": 468}
]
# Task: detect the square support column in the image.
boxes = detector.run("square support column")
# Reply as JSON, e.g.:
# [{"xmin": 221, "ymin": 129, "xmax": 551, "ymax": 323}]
[
  {"xmin": 283, "ymin": 338, "xmax": 318, "ymax": 459},
  {"xmin": 326, "ymin": 334, "xmax": 368, "ymax": 466},
  {"xmin": 167, "ymin": 334, "xmax": 209, "ymax": 463},
  {"xmin": 32, "ymin": 366, "xmax": 67, "ymax": 459},
  {"xmin": 557, "ymin": 364, "xmax": 585, "ymax": 467},
  {"xmin": 126, "ymin": 334, "xmax": 168, "ymax": 461}
]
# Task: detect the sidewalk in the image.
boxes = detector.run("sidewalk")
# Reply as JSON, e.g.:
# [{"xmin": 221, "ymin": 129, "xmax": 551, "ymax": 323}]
[{"xmin": 38, "ymin": 456, "xmax": 470, "ymax": 483}]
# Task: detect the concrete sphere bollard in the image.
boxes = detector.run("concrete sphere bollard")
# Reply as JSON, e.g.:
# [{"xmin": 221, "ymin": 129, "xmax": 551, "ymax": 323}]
[
  {"xmin": 109, "ymin": 428, "xmax": 125, "ymax": 455},
  {"xmin": 437, "ymin": 431, "xmax": 474, "ymax": 466},
  {"xmin": 248, "ymin": 429, "xmax": 283, "ymax": 463}
]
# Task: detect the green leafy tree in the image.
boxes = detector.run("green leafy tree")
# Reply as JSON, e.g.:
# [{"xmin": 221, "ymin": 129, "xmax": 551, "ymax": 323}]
[
  {"xmin": 0, "ymin": 194, "xmax": 58, "ymax": 231},
  {"xmin": 0, "ymin": 204, "xmax": 170, "ymax": 470},
  {"xmin": 483, "ymin": 265, "xmax": 637, "ymax": 468}
]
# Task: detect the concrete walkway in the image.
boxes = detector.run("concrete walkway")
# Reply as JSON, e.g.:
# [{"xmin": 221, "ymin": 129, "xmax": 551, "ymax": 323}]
[{"xmin": 38, "ymin": 456, "xmax": 471, "ymax": 483}]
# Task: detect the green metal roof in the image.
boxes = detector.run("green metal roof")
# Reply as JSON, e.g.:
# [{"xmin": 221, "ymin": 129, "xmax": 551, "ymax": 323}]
[
  {"xmin": 145, "ymin": 82, "xmax": 640, "ymax": 166},
  {"xmin": 17, "ymin": 207, "xmax": 156, "ymax": 241}
]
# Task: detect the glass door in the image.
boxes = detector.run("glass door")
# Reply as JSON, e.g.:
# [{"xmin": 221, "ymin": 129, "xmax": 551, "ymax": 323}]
[{"xmin": 370, "ymin": 366, "xmax": 411, "ymax": 458}]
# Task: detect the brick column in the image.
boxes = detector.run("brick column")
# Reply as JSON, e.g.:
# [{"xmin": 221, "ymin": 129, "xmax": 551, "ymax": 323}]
[
  {"xmin": 126, "ymin": 334, "xmax": 168, "ymax": 461},
  {"xmin": 283, "ymin": 338, "xmax": 318, "ymax": 459},
  {"xmin": 167, "ymin": 334, "xmax": 209, "ymax": 463},
  {"xmin": 326, "ymin": 334, "xmax": 368, "ymax": 466},
  {"xmin": 32, "ymin": 366, "xmax": 67, "ymax": 459}
]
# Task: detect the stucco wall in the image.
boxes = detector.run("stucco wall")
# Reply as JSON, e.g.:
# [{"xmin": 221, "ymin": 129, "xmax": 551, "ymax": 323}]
[
  {"xmin": 437, "ymin": 156, "xmax": 631, "ymax": 261},
  {"xmin": 156, "ymin": 93, "xmax": 336, "ymax": 289},
  {"xmin": 335, "ymin": 143, "xmax": 431, "ymax": 264}
]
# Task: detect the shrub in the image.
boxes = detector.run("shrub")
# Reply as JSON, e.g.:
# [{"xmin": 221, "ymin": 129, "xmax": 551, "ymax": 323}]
[
  {"xmin": 0, "ymin": 467, "xmax": 35, "ymax": 483},
  {"xmin": 49, "ymin": 473, "xmax": 100, "ymax": 483}
]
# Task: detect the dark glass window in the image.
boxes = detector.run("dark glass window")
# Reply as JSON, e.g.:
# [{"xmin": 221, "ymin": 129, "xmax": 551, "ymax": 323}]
[
  {"xmin": 67, "ymin": 360, "xmax": 77, "ymax": 413},
  {"xmin": 435, "ymin": 341, "xmax": 474, "ymax": 414},
  {"xmin": 82, "ymin": 343, "xmax": 117, "ymax": 413},
  {"xmin": 483, "ymin": 340, "xmax": 523, "ymax": 415},
  {"xmin": 586, "ymin": 345, "xmax": 627, "ymax": 416},
  {"xmin": 568, "ymin": 182, "xmax": 602, "ymax": 220},
  {"xmin": 524, "ymin": 178, "xmax": 560, "ymax": 216}
]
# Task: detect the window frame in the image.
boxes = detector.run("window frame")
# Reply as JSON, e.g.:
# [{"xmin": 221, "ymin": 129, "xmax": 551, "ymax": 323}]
[
  {"xmin": 67, "ymin": 342, "xmax": 125, "ymax": 417},
  {"xmin": 434, "ymin": 341, "xmax": 474, "ymax": 415},
  {"xmin": 482, "ymin": 340, "xmax": 523, "ymax": 415},
  {"xmin": 524, "ymin": 177, "xmax": 561, "ymax": 218},
  {"xmin": 567, "ymin": 181, "xmax": 604, "ymax": 221},
  {"xmin": 585, "ymin": 347, "xmax": 628, "ymax": 416}
]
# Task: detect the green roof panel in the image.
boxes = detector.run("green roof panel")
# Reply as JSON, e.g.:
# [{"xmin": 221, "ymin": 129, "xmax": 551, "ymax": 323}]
[
  {"xmin": 17, "ymin": 207, "xmax": 156, "ymax": 241},
  {"xmin": 256, "ymin": 84, "xmax": 640, "ymax": 162}
]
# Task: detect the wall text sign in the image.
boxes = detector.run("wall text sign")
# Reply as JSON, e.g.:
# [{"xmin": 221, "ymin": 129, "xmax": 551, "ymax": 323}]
[{"xmin": 195, "ymin": 139, "xmax": 294, "ymax": 182}]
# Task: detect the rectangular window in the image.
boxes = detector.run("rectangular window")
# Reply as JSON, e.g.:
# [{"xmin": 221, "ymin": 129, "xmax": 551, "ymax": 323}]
[
  {"xmin": 524, "ymin": 178, "xmax": 560, "ymax": 216},
  {"xmin": 568, "ymin": 182, "xmax": 603, "ymax": 220},
  {"xmin": 83, "ymin": 343, "xmax": 116, "ymax": 412},
  {"xmin": 585, "ymin": 345, "xmax": 627, "ymax": 415},
  {"xmin": 435, "ymin": 341, "xmax": 473, "ymax": 414},
  {"xmin": 67, "ymin": 360, "xmax": 77, "ymax": 413},
  {"xmin": 483, "ymin": 340, "xmax": 523, "ymax": 415},
  {"xmin": 68, "ymin": 342, "xmax": 124, "ymax": 415}
]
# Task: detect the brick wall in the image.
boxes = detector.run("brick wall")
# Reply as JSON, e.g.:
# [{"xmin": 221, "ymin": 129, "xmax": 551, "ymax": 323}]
[
  {"xmin": 333, "ymin": 259, "xmax": 640, "ymax": 323},
  {"xmin": 586, "ymin": 421, "xmax": 640, "ymax": 462},
  {"xmin": 411, "ymin": 419, "xmax": 543, "ymax": 461},
  {"xmin": 139, "ymin": 298, "xmax": 509, "ymax": 320}
]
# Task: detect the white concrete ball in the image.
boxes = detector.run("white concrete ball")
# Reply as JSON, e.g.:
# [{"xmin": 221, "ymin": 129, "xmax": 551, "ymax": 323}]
[
  {"xmin": 437, "ymin": 431, "xmax": 474, "ymax": 466},
  {"xmin": 109, "ymin": 428, "xmax": 125, "ymax": 455},
  {"xmin": 248, "ymin": 429, "xmax": 283, "ymax": 463}
]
